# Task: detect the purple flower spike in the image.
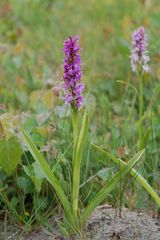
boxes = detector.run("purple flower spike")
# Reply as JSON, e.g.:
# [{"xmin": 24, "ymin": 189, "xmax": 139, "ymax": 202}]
[
  {"xmin": 130, "ymin": 26, "xmax": 150, "ymax": 73},
  {"xmin": 63, "ymin": 36, "xmax": 84, "ymax": 109}
]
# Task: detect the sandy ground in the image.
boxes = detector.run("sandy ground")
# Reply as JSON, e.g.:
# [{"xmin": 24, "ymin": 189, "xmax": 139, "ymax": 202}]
[{"xmin": 0, "ymin": 206, "xmax": 160, "ymax": 240}]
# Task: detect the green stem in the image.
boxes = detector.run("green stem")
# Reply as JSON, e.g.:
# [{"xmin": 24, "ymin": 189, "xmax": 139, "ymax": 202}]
[
  {"xmin": 71, "ymin": 109, "xmax": 78, "ymax": 165},
  {"xmin": 72, "ymin": 166, "xmax": 79, "ymax": 219},
  {"xmin": 138, "ymin": 71, "xmax": 143, "ymax": 150},
  {"xmin": 71, "ymin": 109, "xmax": 79, "ymax": 219}
]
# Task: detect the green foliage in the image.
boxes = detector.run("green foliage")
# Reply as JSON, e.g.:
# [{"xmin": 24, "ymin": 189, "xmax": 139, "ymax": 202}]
[
  {"xmin": 81, "ymin": 149, "xmax": 145, "ymax": 224},
  {"xmin": 23, "ymin": 162, "xmax": 45, "ymax": 193},
  {"xmin": 16, "ymin": 176, "xmax": 33, "ymax": 194},
  {"xmin": 92, "ymin": 143, "xmax": 160, "ymax": 207},
  {"xmin": 0, "ymin": 136, "xmax": 22, "ymax": 175},
  {"xmin": 20, "ymin": 115, "xmax": 146, "ymax": 237},
  {"xmin": 20, "ymin": 128, "xmax": 72, "ymax": 218}
]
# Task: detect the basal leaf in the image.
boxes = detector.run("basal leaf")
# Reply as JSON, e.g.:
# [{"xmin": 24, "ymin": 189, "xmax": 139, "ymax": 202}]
[
  {"xmin": 20, "ymin": 128, "xmax": 72, "ymax": 215},
  {"xmin": 92, "ymin": 143, "xmax": 160, "ymax": 208},
  {"xmin": 23, "ymin": 162, "xmax": 45, "ymax": 193},
  {"xmin": 81, "ymin": 149, "xmax": 145, "ymax": 224},
  {"xmin": 0, "ymin": 136, "xmax": 22, "ymax": 175}
]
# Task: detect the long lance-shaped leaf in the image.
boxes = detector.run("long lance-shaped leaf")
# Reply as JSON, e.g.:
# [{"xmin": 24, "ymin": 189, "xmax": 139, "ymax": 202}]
[
  {"xmin": 81, "ymin": 149, "xmax": 145, "ymax": 224},
  {"xmin": 92, "ymin": 143, "xmax": 160, "ymax": 207},
  {"xmin": 72, "ymin": 110, "xmax": 89, "ymax": 218},
  {"xmin": 20, "ymin": 128, "xmax": 71, "ymax": 215}
]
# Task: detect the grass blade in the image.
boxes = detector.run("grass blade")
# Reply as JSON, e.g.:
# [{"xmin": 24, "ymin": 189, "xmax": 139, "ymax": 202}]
[
  {"xmin": 92, "ymin": 143, "xmax": 160, "ymax": 207},
  {"xmin": 81, "ymin": 149, "xmax": 145, "ymax": 224},
  {"xmin": 20, "ymin": 128, "xmax": 71, "ymax": 214}
]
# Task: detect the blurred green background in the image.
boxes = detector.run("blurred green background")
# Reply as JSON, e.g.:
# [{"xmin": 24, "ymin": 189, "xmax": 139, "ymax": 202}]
[{"xmin": 0, "ymin": 0, "xmax": 160, "ymax": 109}]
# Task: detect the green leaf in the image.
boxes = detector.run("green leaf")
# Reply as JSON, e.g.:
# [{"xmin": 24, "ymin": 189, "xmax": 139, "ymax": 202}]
[
  {"xmin": 22, "ymin": 116, "xmax": 37, "ymax": 132},
  {"xmin": 10, "ymin": 197, "xmax": 19, "ymax": 209},
  {"xmin": 20, "ymin": 128, "xmax": 71, "ymax": 215},
  {"xmin": 23, "ymin": 162, "xmax": 45, "ymax": 193},
  {"xmin": 92, "ymin": 143, "xmax": 160, "ymax": 208},
  {"xmin": 30, "ymin": 132, "xmax": 44, "ymax": 147},
  {"xmin": 143, "ymin": 127, "xmax": 151, "ymax": 148},
  {"xmin": 17, "ymin": 176, "xmax": 34, "ymax": 193},
  {"xmin": 81, "ymin": 149, "xmax": 145, "ymax": 224},
  {"xmin": 72, "ymin": 110, "xmax": 89, "ymax": 218},
  {"xmin": 0, "ymin": 136, "xmax": 22, "ymax": 175}
]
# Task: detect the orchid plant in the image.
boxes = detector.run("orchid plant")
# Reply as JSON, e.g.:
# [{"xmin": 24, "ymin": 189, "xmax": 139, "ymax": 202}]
[
  {"xmin": 20, "ymin": 35, "xmax": 160, "ymax": 238},
  {"xmin": 130, "ymin": 26, "xmax": 150, "ymax": 150}
]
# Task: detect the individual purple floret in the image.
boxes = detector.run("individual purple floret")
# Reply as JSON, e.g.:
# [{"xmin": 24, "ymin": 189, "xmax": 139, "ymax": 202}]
[
  {"xmin": 130, "ymin": 26, "xmax": 150, "ymax": 73},
  {"xmin": 63, "ymin": 36, "xmax": 84, "ymax": 109}
]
